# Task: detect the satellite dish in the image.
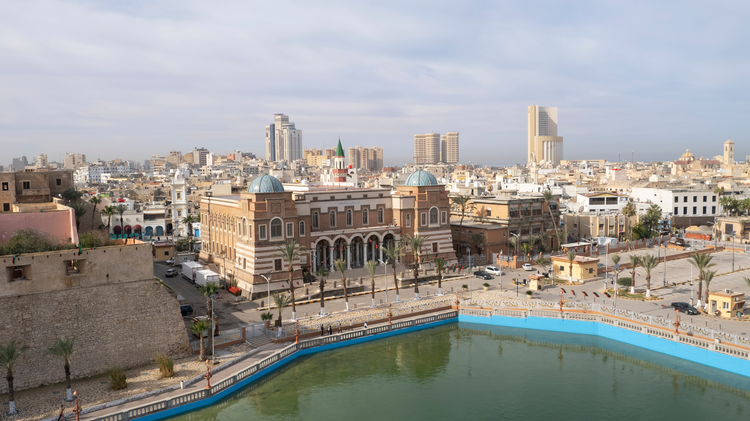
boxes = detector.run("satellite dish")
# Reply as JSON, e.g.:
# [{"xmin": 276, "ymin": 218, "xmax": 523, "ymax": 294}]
[{"xmin": 614, "ymin": 263, "xmax": 620, "ymax": 270}]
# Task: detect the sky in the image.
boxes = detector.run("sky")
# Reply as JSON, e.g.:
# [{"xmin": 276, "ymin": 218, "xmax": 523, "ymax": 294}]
[{"xmin": 1, "ymin": 0, "xmax": 749, "ymax": 167}]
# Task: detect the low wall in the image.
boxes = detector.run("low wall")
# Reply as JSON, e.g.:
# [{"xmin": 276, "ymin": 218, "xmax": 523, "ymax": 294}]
[{"xmin": 459, "ymin": 313, "xmax": 750, "ymax": 377}]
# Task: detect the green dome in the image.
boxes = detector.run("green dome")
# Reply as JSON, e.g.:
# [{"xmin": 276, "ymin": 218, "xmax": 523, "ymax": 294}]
[
  {"xmin": 248, "ymin": 175, "xmax": 285, "ymax": 193},
  {"xmin": 404, "ymin": 170, "xmax": 438, "ymax": 186}
]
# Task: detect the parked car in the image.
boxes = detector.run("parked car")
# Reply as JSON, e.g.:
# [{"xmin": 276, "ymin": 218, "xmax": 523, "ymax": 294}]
[
  {"xmin": 166, "ymin": 258, "xmax": 175, "ymax": 265},
  {"xmin": 522, "ymin": 263, "xmax": 533, "ymax": 271},
  {"xmin": 180, "ymin": 305, "xmax": 194, "ymax": 317},
  {"xmin": 485, "ymin": 266, "xmax": 502, "ymax": 276},
  {"xmin": 165, "ymin": 268, "xmax": 178, "ymax": 277},
  {"xmin": 473, "ymin": 271, "xmax": 493, "ymax": 280},
  {"xmin": 677, "ymin": 305, "xmax": 700, "ymax": 315}
]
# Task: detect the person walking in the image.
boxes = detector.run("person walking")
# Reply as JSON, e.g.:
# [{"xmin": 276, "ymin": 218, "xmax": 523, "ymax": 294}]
[
  {"xmin": 320, "ymin": 325, "xmax": 325, "ymax": 336},
  {"xmin": 57, "ymin": 403, "xmax": 65, "ymax": 421},
  {"xmin": 327, "ymin": 325, "xmax": 332, "ymax": 335}
]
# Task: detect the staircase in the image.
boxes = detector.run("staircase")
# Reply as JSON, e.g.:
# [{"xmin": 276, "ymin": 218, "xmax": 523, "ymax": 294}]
[{"xmin": 247, "ymin": 335, "xmax": 273, "ymax": 348}]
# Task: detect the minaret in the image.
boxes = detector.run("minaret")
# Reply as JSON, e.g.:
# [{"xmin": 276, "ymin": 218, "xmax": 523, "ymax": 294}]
[
  {"xmin": 332, "ymin": 138, "xmax": 347, "ymax": 183},
  {"xmin": 172, "ymin": 169, "xmax": 188, "ymax": 237}
]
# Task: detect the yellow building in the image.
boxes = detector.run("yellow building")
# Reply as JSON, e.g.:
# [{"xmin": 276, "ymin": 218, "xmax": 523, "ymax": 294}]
[
  {"xmin": 552, "ymin": 255, "xmax": 599, "ymax": 281},
  {"xmin": 707, "ymin": 289, "xmax": 745, "ymax": 318}
]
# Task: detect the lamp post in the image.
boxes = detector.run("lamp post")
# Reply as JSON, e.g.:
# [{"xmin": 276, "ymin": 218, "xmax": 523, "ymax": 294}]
[
  {"xmin": 511, "ymin": 232, "xmax": 520, "ymax": 266},
  {"xmin": 260, "ymin": 272, "xmax": 271, "ymax": 311},
  {"xmin": 72, "ymin": 391, "xmax": 81, "ymax": 421},
  {"xmin": 378, "ymin": 259, "xmax": 389, "ymax": 303},
  {"xmin": 732, "ymin": 232, "xmax": 737, "ymax": 272}
]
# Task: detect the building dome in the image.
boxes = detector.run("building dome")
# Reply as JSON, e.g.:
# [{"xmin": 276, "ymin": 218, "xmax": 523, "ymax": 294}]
[
  {"xmin": 679, "ymin": 149, "xmax": 695, "ymax": 161},
  {"xmin": 404, "ymin": 170, "xmax": 438, "ymax": 186},
  {"xmin": 247, "ymin": 175, "xmax": 284, "ymax": 193}
]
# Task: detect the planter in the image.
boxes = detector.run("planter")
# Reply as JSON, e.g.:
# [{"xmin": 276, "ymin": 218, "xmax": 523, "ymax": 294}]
[
  {"xmin": 265, "ymin": 320, "xmax": 270, "ymax": 329},
  {"xmin": 483, "ymin": 286, "xmax": 490, "ymax": 291},
  {"xmin": 462, "ymin": 287, "xmax": 469, "ymax": 292}
]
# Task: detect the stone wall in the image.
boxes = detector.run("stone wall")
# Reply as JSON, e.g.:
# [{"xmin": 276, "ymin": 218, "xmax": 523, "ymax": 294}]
[{"xmin": 0, "ymin": 245, "xmax": 190, "ymax": 393}]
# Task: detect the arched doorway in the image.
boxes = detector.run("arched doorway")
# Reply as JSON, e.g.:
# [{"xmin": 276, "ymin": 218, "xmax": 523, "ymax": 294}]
[
  {"xmin": 350, "ymin": 236, "xmax": 364, "ymax": 268},
  {"xmin": 113, "ymin": 226, "xmax": 122, "ymax": 235},
  {"xmin": 366, "ymin": 235, "xmax": 380, "ymax": 262},
  {"xmin": 145, "ymin": 226, "xmax": 154, "ymax": 236},
  {"xmin": 124, "ymin": 225, "xmax": 132, "ymax": 235},
  {"xmin": 156, "ymin": 226, "xmax": 164, "ymax": 236},
  {"xmin": 315, "ymin": 239, "xmax": 331, "ymax": 271},
  {"xmin": 166, "ymin": 223, "xmax": 173, "ymax": 235},
  {"xmin": 334, "ymin": 238, "xmax": 349, "ymax": 269}
]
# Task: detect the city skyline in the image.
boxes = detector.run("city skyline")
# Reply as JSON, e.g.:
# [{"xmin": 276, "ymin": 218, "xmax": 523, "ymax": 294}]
[{"xmin": 1, "ymin": 1, "xmax": 748, "ymax": 165}]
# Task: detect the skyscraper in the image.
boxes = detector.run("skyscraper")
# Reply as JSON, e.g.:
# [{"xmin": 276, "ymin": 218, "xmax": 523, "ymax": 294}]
[
  {"xmin": 265, "ymin": 114, "xmax": 303, "ymax": 162},
  {"xmin": 348, "ymin": 146, "xmax": 383, "ymax": 171},
  {"xmin": 528, "ymin": 105, "xmax": 563, "ymax": 165},
  {"xmin": 414, "ymin": 133, "xmax": 440, "ymax": 164},
  {"xmin": 441, "ymin": 132, "xmax": 459, "ymax": 164}
]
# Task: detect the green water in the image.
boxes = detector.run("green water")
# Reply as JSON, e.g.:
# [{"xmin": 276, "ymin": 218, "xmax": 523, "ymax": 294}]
[{"xmin": 169, "ymin": 323, "xmax": 750, "ymax": 421}]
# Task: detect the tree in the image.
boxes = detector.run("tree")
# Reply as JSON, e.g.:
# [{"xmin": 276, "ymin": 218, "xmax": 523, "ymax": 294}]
[
  {"xmin": 687, "ymin": 253, "xmax": 715, "ymax": 306},
  {"xmin": 366, "ymin": 260, "xmax": 378, "ymax": 307},
  {"xmin": 115, "ymin": 204, "xmax": 127, "ymax": 235},
  {"xmin": 611, "ymin": 254, "xmax": 621, "ymax": 288},
  {"xmin": 622, "ymin": 202, "xmax": 637, "ymax": 241},
  {"xmin": 182, "ymin": 214, "xmax": 200, "ymax": 251},
  {"xmin": 509, "ymin": 236, "xmax": 520, "ymax": 260},
  {"xmin": 642, "ymin": 204, "xmax": 662, "ymax": 235},
  {"xmin": 535, "ymin": 232, "xmax": 549, "ymax": 254},
  {"xmin": 520, "ymin": 242, "xmax": 534, "ymax": 261},
  {"xmin": 188, "ymin": 320, "xmax": 210, "ymax": 361},
  {"xmin": 543, "ymin": 190, "xmax": 561, "ymax": 246},
  {"xmin": 70, "ymin": 202, "xmax": 87, "ymax": 231},
  {"xmin": 405, "ymin": 234, "xmax": 428, "ymax": 299},
  {"xmin": 640, "ymin": 254, "xmax": 659, "ymax": 297},
  {"xmin": 535, "ymin": 258, "xmax": 550, "ymax": 280},
  {"xmin": 199, "ymin": 281, "xmax": 219, "ymax": 356},
  {"xmin": 101, "ymin": 205, "xmax": 116, "ymax": 233},
  {"xmin": 555, "ymin": 230, "xmax": 567, "ymax": 251},
  {"xmin": 0, "ymin": 340, "xmax": 29, "ymax": 415},
  {"xmin": 271, "ymin": 293, "xmax": 294, "ymax": 325},
  {"xmin": 566, "ymin": 250, "xmax": 576, "ymax": 281},
  {"xmin": 469, "ymin": 233, "xmax": 485, "ymax": 257},
  {"xmin": 334, "ymin": 259, "xmax": 350, "ymax": 311},
  {"xmin": 434, "ymin": 256, "xmax": 446, "ymax": 295},
  {"xmin": 316, "ymin": 267, "xmax": 329, "ymax": 316},
  {"xmin": 89, "ymin": 196, "xmax": 102, "ymax": 229},
  {"xmin": 703, "ymin": 269, "xmax": 716, "ymax": 298},
  {"xmin": 628, "ymin": 255, "xmax": 641, "ymax": 293},
  {"xmin": 276, "ymin": 239, "xmax": 306, "ymax": 320},
  {"xmin": 47, "ymin": 337, "xmax": 76, "ymax": 401},
  {"xmin": 61, "ymin": 188, "xmax": 83, "ymax": 205},
  {"xmin": 383, "ymin": 242, "xmax": 404, "ymax": 302},
  {"xmin": 451, "ymin": 194, "xmax": 474, "ymax": 254}
]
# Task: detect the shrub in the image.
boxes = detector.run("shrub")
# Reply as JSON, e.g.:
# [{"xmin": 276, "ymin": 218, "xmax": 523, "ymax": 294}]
[
  {"xmin": 617, "ymin": 277, "xmax": 632, "ymax": 287},
  {"xmin": 79, "ymin": 231, "xmax": 117, "ymax": 248},
  {"xmin": 462, "ymin": 284, "xmax": 468, "ymax": 289},
  {"xmin": 154, "ymin": 354, "xmax": 174, "ymax": 379},
  {"xmin": 482, "ymin": 283, "xmax": 490, "ymax": 287},
  {"xmin": 526, "ymin": 290, "xmax": 533, "ymax": 296},
  {"xmin": 0, "ymin": 229, "xmax": 75, "ymax": 256},
  {"xmin": 260, "ymin": 312, "xmax": 274, "ymax": 321},
  {"xmin": 105, "ymin": 367, "xmax": 127, "ymax": 390}
]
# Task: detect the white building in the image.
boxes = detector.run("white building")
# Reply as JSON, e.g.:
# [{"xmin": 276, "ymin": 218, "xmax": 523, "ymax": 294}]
[
  {"xmin": 265, "ymin": 114, "xmax": 303, "ymax": 162},
  {"xmin": 171, "ymin": 171, "xmax": 189, "ymax": 237},
  {"xmin": 630, "ymin": 188, "xmax": 719, "ymax": 217},
  {"xmin": 528, "ymin": 105, "xmax": 563, "ymax": 165},
  {"xmin": 575, "ymin": 192, "xmax": 629, "ymax": 213},
  {"xmin": 87, "ymin": 164, "xmax": 132, "ymax": 184}
]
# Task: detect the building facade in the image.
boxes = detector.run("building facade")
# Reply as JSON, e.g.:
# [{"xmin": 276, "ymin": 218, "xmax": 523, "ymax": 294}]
[
  {"xmin": 266, "ymin": 114, "xmax": 303, "ymax": 162},
  {"xmin": 528, "ymin": 105, "xmax": 563, "ymax": 165},
  {"xmin": 630, "ymin": 187, "xmax": 720, "ymax": 217},
  {"xmin": 348, "ymin": 145, "xmax": 384, "ymax": 171},
  {"xmin": 199, "ymin": 169, "xmax": 456, "ymax": 297},
  {"xmin": 64, "ymin": 153, "xmax": 87, "ymax": 170},
  {"xmin": 441, "ymin": 132, "xmax": 459, "ymax": 164},
  {"xmin": 1, "ymin": 170, "xmax": 73, "ymax": 213},
  {"xmin": 414, "ymin": 133, "xmax": 441, "ymax": 165}
]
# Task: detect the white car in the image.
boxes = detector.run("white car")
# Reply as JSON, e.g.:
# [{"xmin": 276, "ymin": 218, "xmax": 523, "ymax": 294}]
[
  {"xmin": 522, "ymin": 263, "xmax": 533, "ymax": 271},
  {"xmin": 485, "ymin": 266, "xmax": 502, "ymax": 276}
]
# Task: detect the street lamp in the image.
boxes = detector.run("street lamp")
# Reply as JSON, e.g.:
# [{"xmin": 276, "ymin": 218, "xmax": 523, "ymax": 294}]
[
  {"xmin": 731, "ymin": 231, "xmax": 737, "ymax": 272},
  {"xmin": 378, "ymin": 259, "xmax": 390, "ymax": 303},
  {"xmin": 260, "ymin": 272, "xmax": 272, "ymax": 311}
]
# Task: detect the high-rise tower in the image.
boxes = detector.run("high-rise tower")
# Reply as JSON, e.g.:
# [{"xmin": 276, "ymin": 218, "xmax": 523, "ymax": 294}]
[
  {"xmin": 528, "ymin": 105, "xmax": 563, "ymax": 165},
  {"xmin": 265, "ymin": 114, "xmax": 303, "ymax": 162},
  {"xmin": 724, "ymin": 139, "xmax": 735, "ymax": 165}
]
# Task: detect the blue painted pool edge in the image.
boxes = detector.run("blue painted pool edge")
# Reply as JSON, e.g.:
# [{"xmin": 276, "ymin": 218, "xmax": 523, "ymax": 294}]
[
  {"xmin": 460, "ymin": 314, "xmax": 750, "ymax": 378},
  {"xmin": 133, "ymin": 318, "xmax": 455, "ymax": 421}
]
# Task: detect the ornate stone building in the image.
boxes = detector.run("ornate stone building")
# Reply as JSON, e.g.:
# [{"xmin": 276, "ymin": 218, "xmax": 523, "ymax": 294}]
[{"xmin": 199, "ymin": 164, "xmax": 456, "ymax": 297}]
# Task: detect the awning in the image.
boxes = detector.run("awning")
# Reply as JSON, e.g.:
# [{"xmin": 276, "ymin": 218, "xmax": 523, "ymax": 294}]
[
  {"xmin": 133, "ymin": 225, "xmax": 142, "ymax": 231},
  {"xmin": 113, "ymin": 226, "xmax": 122, "ymax": 233},
  {"xmin": 124, "ymin": 225, "xmax": 132, "ymax": 231}
]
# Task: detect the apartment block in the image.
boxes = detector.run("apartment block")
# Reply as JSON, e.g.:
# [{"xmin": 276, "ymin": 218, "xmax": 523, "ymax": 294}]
[
  {"xmin": 414, "ymin": 133, "xmax": 440, "ymax": 164},
  {"xmin": 441, "ymin": 132, "xmax": 459, "ymax": 164},
  {"xmin": 348, "ymin": 146, "xmax": 383, "ymax": 171}
]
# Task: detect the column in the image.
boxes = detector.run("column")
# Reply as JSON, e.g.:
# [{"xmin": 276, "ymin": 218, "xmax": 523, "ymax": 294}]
[
  {"xmin": 328, "ymin": 245, "xmax": 333, "ymax": 270},
  {"xmin": 346, "ymin": 243, "xmax": 352, "ymax": 269},
  {"xmin": 312, "ymin": 249, "xmax": 317, "ymax": 272},
  {"xmin": 364, "ymin": 243, "xmax": 369, "ymax": 263},
  {"xmin": 379, "ymin": 243, "xmax": 383, "ymax": 262}
]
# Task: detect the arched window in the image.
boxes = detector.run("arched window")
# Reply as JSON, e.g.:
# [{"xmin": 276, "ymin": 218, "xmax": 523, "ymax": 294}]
[
  {"xmin": 430, "ymin": 207, "xmax": 439, "ymax": 225},
  {"xmin": 312, "ymin": 212, "xmax": 319, "ymax": 229},
  {"xmin": 378, "ymin": 207, "xmax": 384, "ymax": 224},
  {"xmin": 329, "ymin": 211, "xmax": 336, "ymax": 228},
  {"xmin": 405, "ymin": 213, "xmax": 411, "ymax": 227},
  {"xmin": 346, "ymin": 209, "xmax": 352, "ymax": 226},
  {"xmin": 299, "ymin": 221, "xmax": 305, "ymax": 236},
  {"xmin": 362, "ymin": 209, "xmax": 369, "ymax": 225},
  {"xmin": 270, "ymin": 218, "xmax": 283, "ymax": 239}
]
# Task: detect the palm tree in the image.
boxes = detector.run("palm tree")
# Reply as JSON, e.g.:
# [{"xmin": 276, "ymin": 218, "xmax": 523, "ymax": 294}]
[
  {"xmin": 188, "ymin": 320, "xmax": 210, "ymax": 361},
  {"xmin": 451, "ymin": 194, "xmax": 474, "ymax": 255},
  {"xmin": 622, "ymin": 203, "xmax": 637, "ymax": 242},
  {"xmin": 543, "ymin": 190, "xmax": 561, "ymax": 246},
  {"xmin": 509, "ymin": 236, "xmax": 520, "ymax": 261},
  {"xmin": 703, "ymin": 269, "xmax": 716, "ymax": 299},
  {"xmin": 182, "ymin": 214, "xmax": 199, "ymax": 251},
  {"xmin": 628, "ymin": 255, "xmax": 641, "ymax": 294},
  {"xmin": 101, "ymin": 205, "xmax": 116, "ymax": 233},
  {"xmin": 115, "ymin": 204, "xmax": 127, "ymax": 235},
  {"xmin": 520, "ymin": 242, "xmax": 533, "ymax": 262},
  {"xmin": 47, "ymin": 337, "xmax": 76, "ymax": 401},
  {"xmin": 272, "ymin": 293, "xmax": 294, "ymax": 325},
  {"xmin": 433, "ymin": 257, "xmax": 446, "ymax": 295},
  {"xmin": 640, "ymin": 254, "xmax": 659, "ymax": 297},
  {"xmin": 70, "ymin": 202, "xmax": 87, "ymax": 231},
  {"xmin": 366, "ymin": 260, "xmax": 378, "ymax": 307},
  {"xmin": 611, "ymin": 254, "xmax": 621, "ymax": 289},
  {"xmin": 405, "ymin": 234, "xmax": 428, "ymax": 299},
  {"xmin": 89, "ymin": 196, "xmax": 102, "ymax": 229},
  {"xmin": 276, "ymin": 239, "xmax": 306, "ymax": 320},
  {"xmin": 199, "ymin": 281, "xmax": 219, "ymax": 356},
  {"xmin": 383, "ymin": 241, "xmax": 404, "ymax": 302},
  {"xmin": 0, "ymin": 340, "xmax": 29, "ymax": 415},
  {"xmin": 316, "ymin": 267, "xmax": 329, "ymax": 316},
  {"xmin": 555, "ymin": 230, "xmax": 567, "ymax": 252},
  {"xmin": 334, "ymin": 259, "xmax": 350, "ymax": 311},
  {"xmin": 566, "ymin": 250, "xmax": 576, "ymax": 281},
  {"xmin": 687, "ymin": 253, "xmax": 715, "ymax": 306},
  {"xmin": 469, "ymin": 233, "xmax": 485, "ymax": 259}
]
